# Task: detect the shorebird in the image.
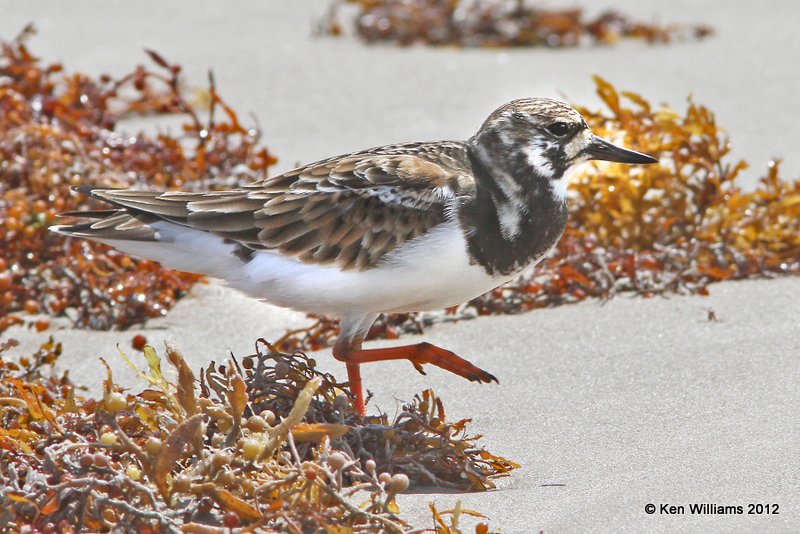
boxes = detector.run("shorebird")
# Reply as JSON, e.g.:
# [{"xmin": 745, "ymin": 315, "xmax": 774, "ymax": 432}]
[{"xmin": 52, "ymin": 98, "xmax": 656, "ymax": 415}]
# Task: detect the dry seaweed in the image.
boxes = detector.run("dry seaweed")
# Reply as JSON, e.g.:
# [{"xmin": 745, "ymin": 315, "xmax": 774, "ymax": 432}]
[
  {"xmin": 0, "ymin": 337, "xmax": 512, "ymax": 532},
  {"xmin": 0, "ymin": 25, "xmax": 276, "ymax": 334},
  {"xmin": 321, "ymin": 0, "xmax": 712, "ymax": 47}
]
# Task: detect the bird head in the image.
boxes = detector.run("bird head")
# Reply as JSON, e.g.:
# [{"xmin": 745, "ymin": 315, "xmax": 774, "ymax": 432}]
[{"xmin": 469, "ymin": 97, "xmax": 657, "ymax": 189}]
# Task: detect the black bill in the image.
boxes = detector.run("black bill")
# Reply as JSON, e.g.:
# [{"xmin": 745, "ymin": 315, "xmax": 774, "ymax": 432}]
[{"xmin": 584, "ymin": 136, "xmax": 658, "ymax": 164}]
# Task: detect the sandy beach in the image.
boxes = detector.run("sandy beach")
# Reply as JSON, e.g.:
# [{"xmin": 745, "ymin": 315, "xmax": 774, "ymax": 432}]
[{"xmin": 1, "ymin": 1, "xmax": 799, "ymax": 532}]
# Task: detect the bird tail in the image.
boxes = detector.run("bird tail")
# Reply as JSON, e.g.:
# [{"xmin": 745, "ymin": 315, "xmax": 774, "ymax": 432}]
[{"xmin": 50, "ymin": 186, "xmax": 250, "ymax": 278}]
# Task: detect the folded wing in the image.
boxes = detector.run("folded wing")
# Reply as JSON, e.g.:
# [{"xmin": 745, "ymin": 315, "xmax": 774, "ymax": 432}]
[{"xmin": 53, "ymin": 141, "xmax": 471, "ymax": 271}]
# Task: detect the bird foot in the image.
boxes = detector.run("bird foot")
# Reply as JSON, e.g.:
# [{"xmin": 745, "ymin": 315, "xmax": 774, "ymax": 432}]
[{"xmin": 335, "ymin": 341, "xmax": 498, "ymax": 417}]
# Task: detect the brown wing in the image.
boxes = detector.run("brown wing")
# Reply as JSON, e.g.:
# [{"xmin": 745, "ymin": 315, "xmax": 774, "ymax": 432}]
[{"xmin": 59, "ymin": 141, "xmax": 472, "ymax": 271}]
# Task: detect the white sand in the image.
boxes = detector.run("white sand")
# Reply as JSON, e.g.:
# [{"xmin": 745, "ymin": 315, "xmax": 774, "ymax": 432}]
[{"xmin": 1, "ymin": 2, "xmax": 799, "ymax": 532}]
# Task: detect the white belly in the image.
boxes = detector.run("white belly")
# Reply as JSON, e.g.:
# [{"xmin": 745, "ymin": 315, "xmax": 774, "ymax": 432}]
[
  {"xmin": 232, "ymin": 221, "xmax": 520, "ymax": 315},
  {"xmin": 96, "ymin": 219, "xmax": 530, "ymax": 316}
]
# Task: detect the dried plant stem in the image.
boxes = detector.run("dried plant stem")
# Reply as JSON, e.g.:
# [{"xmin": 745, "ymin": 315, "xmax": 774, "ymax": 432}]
[{"xmin": 260, "ymin": 377, "xmax": 321, "ymax": 461}]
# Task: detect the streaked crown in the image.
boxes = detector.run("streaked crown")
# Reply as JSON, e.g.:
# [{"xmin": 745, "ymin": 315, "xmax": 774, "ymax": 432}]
[{"xmin": 480, "ymin": 97, "xmax": 587, "ymax": 132}]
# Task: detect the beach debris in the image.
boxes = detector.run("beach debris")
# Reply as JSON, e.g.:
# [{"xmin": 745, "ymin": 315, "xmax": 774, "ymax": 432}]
[
  {"xmin": 0, "ymin": 25, "xmax": 276, "ymax": 334},
  {"xmin": 0, "ymin": 337, "xmax": 514, "ymax": 531},
  {"xmin": 321, "ymin": 0, "xmax": 713, "ymax": 47}
]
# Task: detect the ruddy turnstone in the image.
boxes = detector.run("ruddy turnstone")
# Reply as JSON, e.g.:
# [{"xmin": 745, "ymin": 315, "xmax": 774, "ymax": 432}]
[{"xmin": 52, "ymin": 98, "xmax": 656, "ymax": 415}]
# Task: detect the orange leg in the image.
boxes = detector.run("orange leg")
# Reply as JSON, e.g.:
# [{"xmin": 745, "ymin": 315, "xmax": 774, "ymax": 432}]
[
  {"xmin": 333, "ymin": 339, "xmax": 497, "ymax": 416},
  {"xmin": 343, "ymin": 362, "xmax": 366, "ymax": 416}
]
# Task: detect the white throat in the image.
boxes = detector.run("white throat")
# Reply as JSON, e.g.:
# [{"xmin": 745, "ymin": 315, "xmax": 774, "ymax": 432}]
[{"xmin": 550, "ymin": 175, "xmax": 568, "ymax": 201}]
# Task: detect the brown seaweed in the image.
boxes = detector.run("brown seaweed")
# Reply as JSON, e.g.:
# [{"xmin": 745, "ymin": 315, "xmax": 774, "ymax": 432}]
[
  {"xmin": 321, "ymin": 0, "xmax": 712, "ymax": 48},
  {"xmin": 0, "ymin": 25, "xmax": 276, "ymax": 334}
]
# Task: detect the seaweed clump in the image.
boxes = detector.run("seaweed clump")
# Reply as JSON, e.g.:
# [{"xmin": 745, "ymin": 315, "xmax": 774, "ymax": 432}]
[
  {"xmin": 322, "ymin": 0, "xmax": 712, "ymax": 47},
  {"xmin": 0, "ymin": 337, "xmax": 513, "ymax": 532},
  {"xmin": 0, "ymin": 25, "xmax": 276, "ymax": 334}
]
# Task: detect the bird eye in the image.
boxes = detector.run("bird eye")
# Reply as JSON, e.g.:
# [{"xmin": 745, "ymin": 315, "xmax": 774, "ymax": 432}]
[{"xmin": 546, "ymin": 122, "xmax": 571, "ymax": 137}]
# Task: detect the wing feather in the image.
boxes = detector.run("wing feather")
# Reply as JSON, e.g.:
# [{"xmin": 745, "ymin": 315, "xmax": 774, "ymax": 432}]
[{"xmin": 57, "ymin": 141, "xmax": 473, "ymax": 270}]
